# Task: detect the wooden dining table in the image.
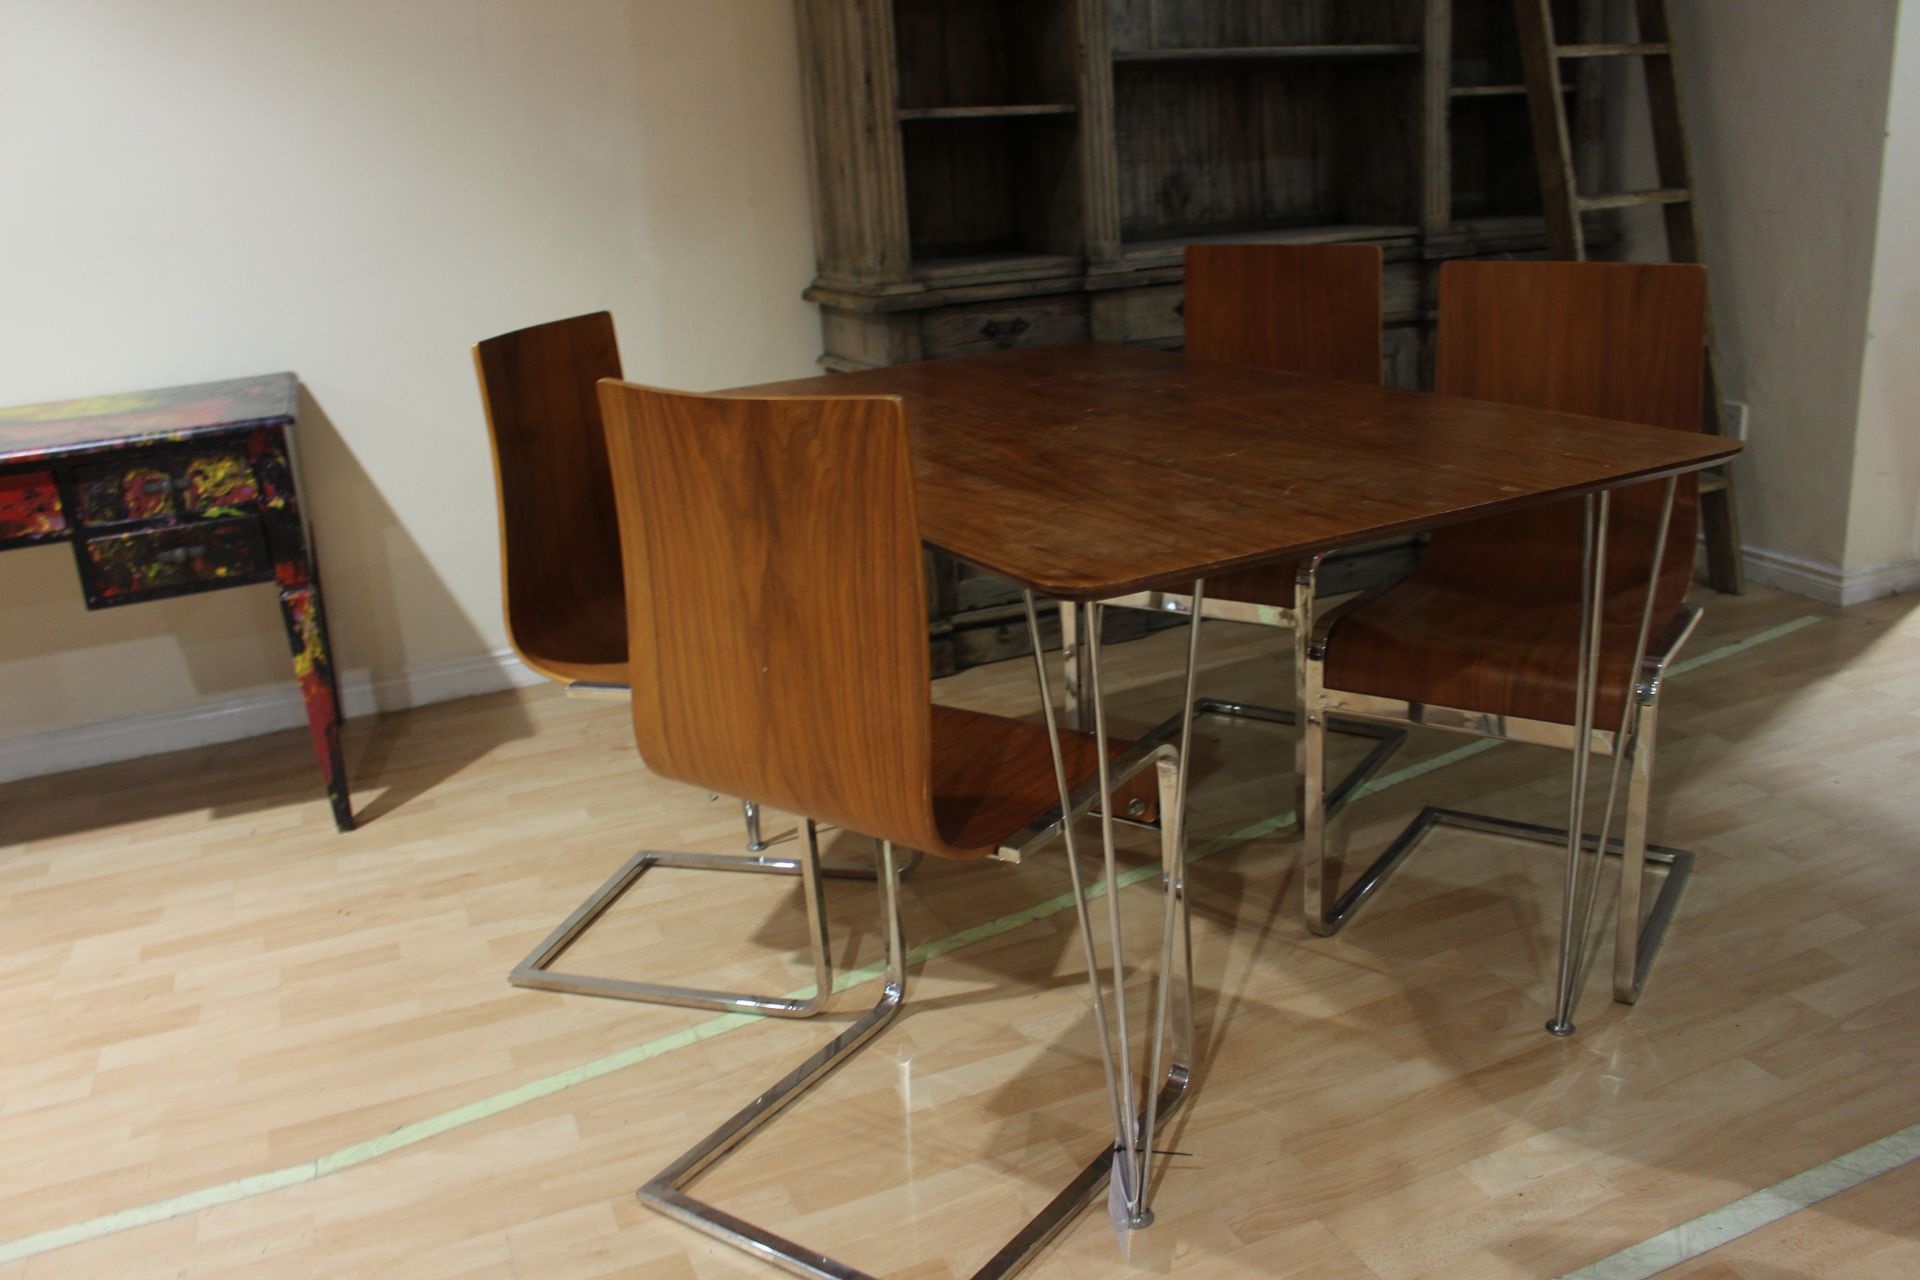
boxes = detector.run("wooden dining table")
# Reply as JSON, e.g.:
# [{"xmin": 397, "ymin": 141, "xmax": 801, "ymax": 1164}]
[
  {"xmin": 749, "ymin": 342, "xmax": 1735, "ymax": 601},
  {"xmin": 729, "ymin": 340, "xmax": 1741, "ymax": 1252}
]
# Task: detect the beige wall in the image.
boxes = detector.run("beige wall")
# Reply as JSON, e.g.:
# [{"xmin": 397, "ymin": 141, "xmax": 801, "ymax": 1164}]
[
  {"xmin": 0, "ymin": 1, "xmax": 822, "ymax": 750},
  {"xmin": 1639, "ymin": 1, "xmax": 1899, "ymax": 573},
  {"xmin": 1847, "ymin": 0, "xmax": 1920, "ymax": 575},
  {"xmin": 1619, "ymin": 1, "xmax": 1918, "ymax": 599}
]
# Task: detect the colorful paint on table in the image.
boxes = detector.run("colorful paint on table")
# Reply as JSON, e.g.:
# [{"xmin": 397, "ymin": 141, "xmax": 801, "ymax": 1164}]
[
  {"xmin": 0, "ymin": 373, "xmax": 353, "ymax": 831},
  {"xmin": 0, "ymin": 471, "xmax": 66, "ymax": 544}
]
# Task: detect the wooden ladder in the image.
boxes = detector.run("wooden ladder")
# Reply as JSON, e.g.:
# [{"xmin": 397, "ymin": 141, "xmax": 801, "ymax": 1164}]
[{"xmin": 1511, "ymin": 0, "xmax": 1744, "ymax": 593}]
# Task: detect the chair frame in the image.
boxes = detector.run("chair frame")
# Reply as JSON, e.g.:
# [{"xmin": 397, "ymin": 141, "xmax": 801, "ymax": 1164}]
[
  {"xmin": 603, "ymin": 371, "xmax": 1211, "ymax": 1273},
  {"xmin": 1301, "ymin": 482, "xmax": 1693, "ymax": 1034},
  {"xmin": 477, "ymin": 315, "xmax": 905, "ymax": 1018},
  {"xmin": 640, "ymin": 735, "xmax": 1196, "ymax": 1280}
]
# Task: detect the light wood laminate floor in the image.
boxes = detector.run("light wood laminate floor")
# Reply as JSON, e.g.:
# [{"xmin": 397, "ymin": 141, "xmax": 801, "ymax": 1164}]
[{"xmin": 1, "ymin": 585, "xmax": 1915, "ymax": 1278}]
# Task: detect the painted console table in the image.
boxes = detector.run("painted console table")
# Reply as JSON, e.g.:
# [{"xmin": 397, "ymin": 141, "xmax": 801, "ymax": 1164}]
[{"xmin": 0, "ymin": 373, "xmax": 353, "ymax": 831}]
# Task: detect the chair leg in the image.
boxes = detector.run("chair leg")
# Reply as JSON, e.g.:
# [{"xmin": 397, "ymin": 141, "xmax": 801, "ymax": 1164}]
[
  {"xmin": 1615, "ymin": 699, "xmax": 1655, "ymax": 1001},
  {"xmin": 1058, "ymin": 599, "xmax": 1092, "ymax": 732},
  {"xmin": 510, "ymin": 820, "xmax": 838, "ymax": 1017},
  {"xmin": 1614, "ymin": 697, "xmax": 1690, "ymax": 1004},
  {"xmin": 638, "ymin": 831, "xmax": 1197, "ymax": 1279},
  {"xmin": 639, "ymin": 842, "xmax": 906, "ymax": 1271},
  {"xmin": 1300, "ymin": 628, "xmax": 1337, "ymax": 936}
]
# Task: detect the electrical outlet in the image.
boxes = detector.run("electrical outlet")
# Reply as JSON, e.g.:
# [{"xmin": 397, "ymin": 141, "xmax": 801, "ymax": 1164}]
[{"xmin": 1721, "ymin": 399, "xmax": 1750, "ymax": 441}]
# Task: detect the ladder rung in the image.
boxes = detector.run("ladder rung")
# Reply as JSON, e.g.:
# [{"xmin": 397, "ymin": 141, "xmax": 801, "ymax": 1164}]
[
  {"xmin": 1576, "ymin": 187, "xmax": 1692, "ymax": 211},
  {"xmin": 1450, "ymin": 83, "xmax": 1578, "ymax": 98},
  {"xmin": 1557, "ymin": 42, "xmax": 1671, "ymax": 58}
]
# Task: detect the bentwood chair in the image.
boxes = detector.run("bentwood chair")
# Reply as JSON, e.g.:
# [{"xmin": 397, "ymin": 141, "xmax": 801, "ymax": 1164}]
[
  {"xmin": 597, "ymin": 379, "xmax": 1192, "ymax": 1278},
  {"xmin": 1300, "ymin": 260, "xmax": 1710, "ymax": 1032},
  {"xmin": 474, "ymin": 313, "xmax": 899, "ymax": 1016},
  {"xmin": 1069, "ymin": 243, "xmax": 1404, "ymax": 816}
]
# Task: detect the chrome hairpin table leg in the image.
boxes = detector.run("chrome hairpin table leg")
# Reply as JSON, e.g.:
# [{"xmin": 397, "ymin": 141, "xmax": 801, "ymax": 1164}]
[
  {"xmin": 1549, "ymin": 476, "xmax": 1678, "ymax": 1036},
  {"xmin": 1026, "ymin": 585, "xmax": 1204, "ymax": 1242}
]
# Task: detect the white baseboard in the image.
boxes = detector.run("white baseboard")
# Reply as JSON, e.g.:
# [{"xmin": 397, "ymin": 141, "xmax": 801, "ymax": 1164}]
[
  {"xmin": 0, "ymin": 648, "xmax": 544, "ymax": 786},
  {"xmin": 1710, "ymin": 542, "xmax": 1920, "ymax": 607}
]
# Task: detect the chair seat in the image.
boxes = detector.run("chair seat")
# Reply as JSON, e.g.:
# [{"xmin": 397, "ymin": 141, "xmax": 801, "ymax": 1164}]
[
  {"xmin": 515, "ymin": 591, "xmax": 628, "ymax": 686},
  {"xmin": 1204, "ymin": 558, "xmax": 1304, "ymax": 609},
  {"xmin": 1322, "ymin": 577, "xmax": 1681, "ymax": 728},
  {"xmin": 930, "ymin": 705, "xmax": 1157, "ymax": 857}
]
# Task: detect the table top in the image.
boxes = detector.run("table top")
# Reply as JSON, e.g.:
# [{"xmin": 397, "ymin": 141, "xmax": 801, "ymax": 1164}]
[
  {"xmin": 0, "ymin": 373, "xmax": 298, "ymax": 466},
  {"xmin": 739, "ymin": 343, "xmax": 1741, "ymax": 601}
]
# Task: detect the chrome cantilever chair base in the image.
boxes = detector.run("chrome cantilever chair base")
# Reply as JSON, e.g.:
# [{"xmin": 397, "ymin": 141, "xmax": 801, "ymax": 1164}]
[
  {"xmin": 1318, "ymin": 805, "xmax": 1693, "ymax": 1017},
  {"xmin": 637, "ymin": 755, "xmax": 1197, "ymax": 1279},
  {"xmin": 1301, "ymin": 486, "xmax": 1694, "ymax": 1034},
  {"xmin": 508, "ymin": 831, "xmax": 926, "ymax": 1017},
  {"xmin": 516, "ymin": 681, "xmax": 921, "ymax": 1016}
]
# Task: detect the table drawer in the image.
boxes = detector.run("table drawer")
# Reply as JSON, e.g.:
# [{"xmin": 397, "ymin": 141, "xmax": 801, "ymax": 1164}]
[
  {"xmin": 73, "ymin": 445, "xmax": 261, "ymax": 526},
  {"xmin": 0, "ymin": 470, "xmax": 66, "ymax": 545},
  {"xmin": 79, "ymin": 516, "xmax": 274, "ymax": 607},
  {"xmin": 921, "ymin": 295, "xmax": 1089, "ymax": 359}
]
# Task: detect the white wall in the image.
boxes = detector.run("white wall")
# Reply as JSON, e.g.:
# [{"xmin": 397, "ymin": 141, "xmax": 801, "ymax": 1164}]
[
  {"xmin": 1622, "ymin": 2, "xmax": 1896, "ymax": 585},
  {"xmin": 0, "ymin": 1, "xmax": 822, "ymax": 763},
  {"xmin": 1621, "ymin": 0, "xmax": 1917, "ymax": 603},
  {"xmin": 1847, "ymin": 0, "xmax": 1920, "ymax": 586}
]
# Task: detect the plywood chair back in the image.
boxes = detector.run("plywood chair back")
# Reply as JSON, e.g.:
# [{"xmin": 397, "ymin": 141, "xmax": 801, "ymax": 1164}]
[
  {"xmin": 1420, "ymin": 260, "xmax": 1707, "ymax": 617},
  {"xmin": 1184, "ymin": 242, "xmax": 1384, "ymax": 385},
  {"xmin": 473, "ymin": 312, "xmax": 628, "ymax": 684},
  {"xmin": 598, "ymin": 382, "xmax": 961, "ymax": 857}
]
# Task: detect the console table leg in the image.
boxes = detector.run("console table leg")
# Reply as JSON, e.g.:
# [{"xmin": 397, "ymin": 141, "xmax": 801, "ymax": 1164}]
[{"xmin": 278, "ymin": 582, "xmax": 353, "ymax": 831}]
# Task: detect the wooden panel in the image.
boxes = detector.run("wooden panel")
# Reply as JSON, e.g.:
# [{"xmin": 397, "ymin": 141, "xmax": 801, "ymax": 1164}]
[
  {"xmin": 1423, "ymin": 259, "xmax": 1707, "ymax": 600},
  {"xmin": 1093, "ymin": 282, "xmax": 1186, "ymax": 344},
  {"xmin": 72, "ymin": 446, "xmax": 262, "ymax": 526},
  {"xmin": 738, "ymin": 341, "xmax": 1738, "ymax": 601},
  {"xmin": 919, "ymin": 292, "xmax": 1089, "ymax": 359},
  {"xmin": 79, "ymin": 516, "xmax": 273, "ymax": 608},
  {"xmin": 1183, "ymin": 243, "xmax": 1383, "ymax": 384},
  {"xmin": 598, "ymin": 385, "xmax": 936, "ymax": 853},
  {"xmin": 1382, "ymin": 323, "xmax": 1423, "ymax": 389},
  {"xmin": 0, "ymin": 469, "xmax": 65, "ymax": 544},
  {"xmin": 793, "ymin": 0, "xmax": 912, "ymax": 285},
  {"xmin": 597, "ymin": 381, "xmax": 1146, "ymax": 857},
  {"xmin": 472, "ymin": 312, "xmax": 628, "ymax": 686},
  {"xmin": 1113, "ymin": 60, "xmax": 1421, "ymax": 241},
  {"xmin": 891, "ymin": 0, "xmax": 1076, "ymax": 109},
  {"xmin": 902, "ymin": 115, "xmax": 1083, "ymax": 261},
  {"xmin": 1323, "ymin": 260, "xmax": 1710, "ymax": 725},
  {"xmin": 820, "ymin": 307, "xmax": 924, "ymax": 370},
  {"xmin": 1090, "ymin": 257, "xmax": 1418, "ymax": 349},
  {"xmin": 74, "ymin": 458, "xmax": 176, "ymax": 524},
  {"xmin": 892, "ymin": 0, "xmax": 1086, "ymax": 269},
  {"xmin": 1109, "ymin": 0, "xmax": 1423, "ymax": 52}
]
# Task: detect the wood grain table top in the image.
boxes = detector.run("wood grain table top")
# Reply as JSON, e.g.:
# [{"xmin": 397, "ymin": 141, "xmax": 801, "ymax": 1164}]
[{"xmin": 734, "ymin": 343, "xmax": 1741, "ymax": 601}]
